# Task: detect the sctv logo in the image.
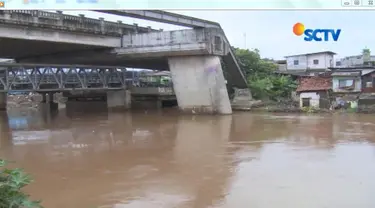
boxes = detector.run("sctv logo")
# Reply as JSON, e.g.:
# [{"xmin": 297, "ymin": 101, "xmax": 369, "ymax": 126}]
[{"xmin": 293, "ymin": 23, "xmax": 341, "ymax": 42}]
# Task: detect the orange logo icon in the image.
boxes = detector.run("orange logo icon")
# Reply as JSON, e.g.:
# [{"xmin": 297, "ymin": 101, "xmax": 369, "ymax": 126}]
[
  {"xmin": 0, "ymin": 1, "xmax": 4, "ymax": 7},
  {"xmin": 293, "ymin": 22, "xmax": 305, "ymax": 36}
]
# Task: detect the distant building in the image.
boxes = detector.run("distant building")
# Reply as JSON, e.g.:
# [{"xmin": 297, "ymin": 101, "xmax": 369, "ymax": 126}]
[
  {"xmin": 285, "ymin": 51, "xmax": 336, "ymax": 71},
  {"xmin": 335, "ymin": 55, "xmax": 375, "ymax": 68}
]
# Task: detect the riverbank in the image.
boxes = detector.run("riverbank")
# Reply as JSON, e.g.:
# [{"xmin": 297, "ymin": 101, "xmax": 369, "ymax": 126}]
[
  {"xmin": 6, "ymin": 94, "xmax": 375, "ymax": 114},
  {"xmin": 239, "ymin": 102, "xmax": 375, "ymax": 114},
  {"xmin": 7, "ymin": 93, "xmax": 65, "ymax": 110}
]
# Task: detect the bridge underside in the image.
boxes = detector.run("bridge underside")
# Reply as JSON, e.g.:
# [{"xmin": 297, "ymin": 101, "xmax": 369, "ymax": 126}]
[
  {"xmin": 0, "ymin": 38, "xmax": 106, "ymax": 60},
  {"xmin": 0, "ymin": 38, "xmax": 169, "ymax": 70}
]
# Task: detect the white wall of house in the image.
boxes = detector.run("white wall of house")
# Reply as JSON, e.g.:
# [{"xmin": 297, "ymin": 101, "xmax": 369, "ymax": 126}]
[
  {"xmin": 299, "ymin": 92, "xmax": 320, "ymax": 108},
  {"xmin": 286, "ymin": 53, "xmax": 334, "ymax": 70}
]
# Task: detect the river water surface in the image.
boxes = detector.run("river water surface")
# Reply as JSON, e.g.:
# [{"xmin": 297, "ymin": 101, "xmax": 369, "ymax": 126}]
[{"xmin": 0, "ymin": 110, "xmax": 375, "ymax": 208}]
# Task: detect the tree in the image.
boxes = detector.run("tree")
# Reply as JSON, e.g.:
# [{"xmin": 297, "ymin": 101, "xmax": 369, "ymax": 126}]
[
  {"xmin": 0, "ymin": 159, "xmax": 42, "ymax": 208},
  {"xmin": 233, "ymin": 48, "xmax": 297, "ymax": 100}
]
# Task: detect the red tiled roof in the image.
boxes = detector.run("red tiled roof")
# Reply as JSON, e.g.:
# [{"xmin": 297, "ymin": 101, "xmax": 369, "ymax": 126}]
[{"xmin": 296, "ymin": 76, "xmax": 332, "ymax": 92}]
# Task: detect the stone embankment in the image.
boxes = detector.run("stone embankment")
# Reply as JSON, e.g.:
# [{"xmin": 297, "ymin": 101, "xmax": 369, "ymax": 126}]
[{"xmin": 235, "ymin": 100, "xmax": 333, "ymax": 114}]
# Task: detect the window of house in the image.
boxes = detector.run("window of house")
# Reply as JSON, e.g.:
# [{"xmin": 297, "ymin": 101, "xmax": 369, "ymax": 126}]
[
  {"xmin": 336, "ymin": 61, "xmax": 341, "ymax": 66},
  {"xmin": 313, "ymin": 59, "xmax": 319, "ymax": 65},
  {"xmin": 294, "ymin": 60, "xmax": 299, "ymax": 65},
  {"xmin": 338, "ymin": 79, "xmax": 355, "ymax": 88}
]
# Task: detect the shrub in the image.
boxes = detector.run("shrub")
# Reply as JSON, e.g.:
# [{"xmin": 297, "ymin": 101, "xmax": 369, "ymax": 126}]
[
  {"xmin": 301, "ymin": 106, "xmax": 318, "ymax": 113},
  {"xmin": 0, "ymin": 159, "xmax": 42, "ymax": 208}
]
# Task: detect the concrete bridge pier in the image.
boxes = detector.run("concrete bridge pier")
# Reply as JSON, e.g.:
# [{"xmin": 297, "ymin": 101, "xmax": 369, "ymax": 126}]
[
  {"xmin": 39, "ymin": 92, "xmax": 58, "ymax": 112},
  {"xmin": 0, "ymin": 93, "xmax": 7, "ymax": 111},
  {"xmin": 168, "ymin": 56, "xmax": 232, "ymax": 114},
  {"xmin": 106, "ymin": 90, "xmax": 131, "ymax": 111}
]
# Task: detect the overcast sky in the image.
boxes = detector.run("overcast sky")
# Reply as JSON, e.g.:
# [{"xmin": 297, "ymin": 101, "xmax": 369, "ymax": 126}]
[{"xmin": 64, "ymin": 10, "xmax": 374, "ymax": 60}]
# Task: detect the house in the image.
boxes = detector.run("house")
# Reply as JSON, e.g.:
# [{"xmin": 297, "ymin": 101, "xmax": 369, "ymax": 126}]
[
  {"xmin": 358, "ymin": 69, "xmax": 375, "ymax": 106},
  {"xmin": 296, "ymin": 75, "xmax": 332, "ymax": 109},
  {"xmin": 274, "ymin": 60, "xmax": 287, "ymax": 71},
  {"xmin": 285, "ymin": 51, "xmax": 336, "ymax": 71},
  {"xmin": 330, "ymin": 68, "xmax": 375, "ymax": 108},
  {"xmin": 360, "ymin": 69, "xmax": 375, "ymax": 93},
  {"xmin": 331, "ymin": 70, "xmax": 362, "ymax": 94}
]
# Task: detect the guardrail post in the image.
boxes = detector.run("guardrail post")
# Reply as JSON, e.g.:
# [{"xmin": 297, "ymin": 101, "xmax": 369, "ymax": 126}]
[
  {"xmin": 56, "ymin": 10, "xmax": 63, "ymax": 26},
  {"xmin": 117, "ymin": 20, "xmax": 123, "ymax": 35},
  {"xmin": 32, "ymin": 10, "xmax": 39, "ymax": 24},
  {"xmin": 99, "ymin": 17, "xmax": 105, "ymax": 33}
]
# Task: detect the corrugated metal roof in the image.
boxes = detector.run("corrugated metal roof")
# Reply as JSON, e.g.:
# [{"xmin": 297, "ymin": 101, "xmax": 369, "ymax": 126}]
[
  {"xmin": 285, "ymin": 51, "xmax": 336, "ymax": 58},
  {"xmin": 331, "ymin": 71, "xmax": 361, "ymax": 76},
  {"xmin": 361, "ymin": 69, "xmax": 375, "ymax": 76}
]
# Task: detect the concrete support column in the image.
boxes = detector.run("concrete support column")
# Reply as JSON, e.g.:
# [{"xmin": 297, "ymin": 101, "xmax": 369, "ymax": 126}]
[
  {"xmin": 0, "ymin": 112, "xmax": 11, "ymax": 148},
  {"xmin": 48, "ymin": 92, "xmax": 54, "ymax": 102},
  {"xmin": 106, "ymin": 90, "xmax": 131, "ymax": 110},
  {"xmin": 39, "ymin": 92, "xmax": 58, "ymax": 112},
  {"xmin": 41, "ymin": 93, "xmax": 47, "ymax": 103},
  {"xmin": 0, "ymin": 92, "xmax": 7, "ymax": 111},
  {"xmin": 168, "ymin": 56, "xmax": 232, "ymax": 114}
]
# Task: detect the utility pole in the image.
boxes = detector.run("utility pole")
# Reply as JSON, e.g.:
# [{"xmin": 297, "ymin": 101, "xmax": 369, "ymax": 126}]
[{"xmin": 243, "ymin": 33, "xmax": 247, "ymax": 49}]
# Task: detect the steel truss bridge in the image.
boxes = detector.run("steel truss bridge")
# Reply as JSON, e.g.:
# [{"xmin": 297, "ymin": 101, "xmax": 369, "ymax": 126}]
[{"xmin": 0, "ymin": 63, "xmax": 130, "ymax": 92}]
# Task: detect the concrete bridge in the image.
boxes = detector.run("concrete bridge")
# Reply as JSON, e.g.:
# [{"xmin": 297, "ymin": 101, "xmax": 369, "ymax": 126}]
[{"xmin": 0, "ymin": 10, "xmax": 250, "ymax": 114}]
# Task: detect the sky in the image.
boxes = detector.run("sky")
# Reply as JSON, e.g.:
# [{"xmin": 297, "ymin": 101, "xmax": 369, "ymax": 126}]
[{"xmin": 63, "ymin": 10, "xmax": 375, "ymax": 60}]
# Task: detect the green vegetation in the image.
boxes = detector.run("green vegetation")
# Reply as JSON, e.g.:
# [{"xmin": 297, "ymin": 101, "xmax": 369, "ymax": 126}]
[
  {"xmin": 301, "ymin": 106, "xmax": 319, "ymax": 113},
  {"xmin": 233, "ymin": 47, "xmax": 297, "ymax": 101},
  {"xmin": 0, "ymin": 159, "xmax": 42, "ymax": 208}
]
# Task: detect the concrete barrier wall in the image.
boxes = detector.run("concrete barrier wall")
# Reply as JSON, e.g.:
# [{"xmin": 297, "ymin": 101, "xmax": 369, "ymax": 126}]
[{"xmin": 118, "ymin": 28, "xmax": 229, "ymax": 57}]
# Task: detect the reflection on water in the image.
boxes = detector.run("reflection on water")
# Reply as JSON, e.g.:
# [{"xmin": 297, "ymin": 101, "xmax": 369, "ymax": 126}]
[{"xmin": 0, "ymin": 110, "xmax": 375, "ymax": 208}]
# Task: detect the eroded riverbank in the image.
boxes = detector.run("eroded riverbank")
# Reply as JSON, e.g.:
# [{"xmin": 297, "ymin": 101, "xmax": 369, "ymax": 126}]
[{"xmin": 0, "ymin": 110, "xmax": 375, "ymax": 208}]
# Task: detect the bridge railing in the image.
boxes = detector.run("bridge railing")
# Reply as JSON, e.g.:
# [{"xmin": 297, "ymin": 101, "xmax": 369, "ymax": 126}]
[
  {"xmin": 0, "ymin": 10, "xmax": 158, "ymax": 36},
  {"xmin": 0, "ymin": 64, "xmax": 128, "ymax": 92}
]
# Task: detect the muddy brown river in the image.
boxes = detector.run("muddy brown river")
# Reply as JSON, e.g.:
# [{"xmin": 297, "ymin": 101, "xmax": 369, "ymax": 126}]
[{"xmin": 0, "ymin": 109, "xmax": 375, "ymax": 208}]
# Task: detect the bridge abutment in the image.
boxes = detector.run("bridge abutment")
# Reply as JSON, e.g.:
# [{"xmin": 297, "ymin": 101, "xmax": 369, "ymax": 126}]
[{"xmin": 168, "ymin": 56, "xmax": 232, "ymax": 115}]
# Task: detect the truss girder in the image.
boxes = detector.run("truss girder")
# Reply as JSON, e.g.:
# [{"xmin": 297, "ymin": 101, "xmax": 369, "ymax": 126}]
[{"xmin": 0, "ymin": 65, "xmax": 127, "ymax": 92}]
